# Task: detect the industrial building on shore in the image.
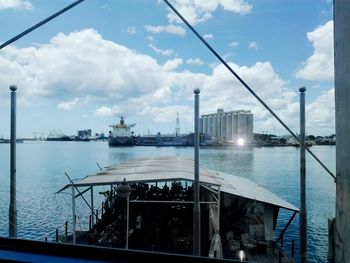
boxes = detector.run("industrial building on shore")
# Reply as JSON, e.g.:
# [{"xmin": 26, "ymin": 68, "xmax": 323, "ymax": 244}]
[{"xmin": 199, "ymin": 109, "xmax": 254, "ymax": 143}]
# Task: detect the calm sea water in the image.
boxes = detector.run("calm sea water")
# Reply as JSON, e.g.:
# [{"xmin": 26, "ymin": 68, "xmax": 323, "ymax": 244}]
[{"xmin": 0, "ymin": 142, "xmax": 335, "ymax": 263}]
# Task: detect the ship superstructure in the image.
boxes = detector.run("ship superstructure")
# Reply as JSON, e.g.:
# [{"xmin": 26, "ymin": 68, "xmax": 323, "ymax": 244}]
[{"xmin": 108, "ymin": 117, "xmax": 136, "ymax": 146}]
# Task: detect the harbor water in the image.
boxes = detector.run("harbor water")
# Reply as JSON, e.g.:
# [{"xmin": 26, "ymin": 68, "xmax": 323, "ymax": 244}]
[{"xmin": 0, "ymin": 141, "xmax": 335, "ymax": 263}]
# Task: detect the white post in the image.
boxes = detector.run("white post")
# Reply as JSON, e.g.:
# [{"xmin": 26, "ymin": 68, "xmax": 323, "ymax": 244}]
[
  {"xmin": 72, "ymin": 186, "xmax": 76, "ymax": 244},
  {"xmin": 116, "ymin": 178, "xmax": 131, "ymax": 249}
]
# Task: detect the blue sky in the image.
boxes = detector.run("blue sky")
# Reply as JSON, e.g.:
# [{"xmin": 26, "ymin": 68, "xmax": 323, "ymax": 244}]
[{"xmin": 0, "ymin": 0, "xmax": 334, "ymax": 138}]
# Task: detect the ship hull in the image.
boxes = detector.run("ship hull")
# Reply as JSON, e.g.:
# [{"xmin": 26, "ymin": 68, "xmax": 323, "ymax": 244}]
[{"xmin": 108, "ymin": 136, "xmax": 135, "ymax": 146}]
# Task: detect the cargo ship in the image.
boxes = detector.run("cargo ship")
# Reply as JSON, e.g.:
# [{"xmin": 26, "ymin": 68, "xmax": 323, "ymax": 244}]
[{"xmin": 108, "ymin": 116, "xmax": 136, "ymax": 146}]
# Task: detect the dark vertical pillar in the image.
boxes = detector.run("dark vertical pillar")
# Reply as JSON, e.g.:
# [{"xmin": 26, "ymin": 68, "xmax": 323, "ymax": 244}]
[
  {"xmin": 193, "ymin": 88, "xmax": 201, "ymax": 256},
  {"xmin": 299, "ymin": 86, "xmax": 307, "ymax": 263},
  {"xmin": 9, "ymin": 85, "xmax": 17, "ymax": 238}
]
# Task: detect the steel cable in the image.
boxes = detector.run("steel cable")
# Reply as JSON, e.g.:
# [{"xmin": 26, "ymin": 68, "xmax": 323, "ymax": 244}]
[
  {"xmin": 0, "ymin": 0, "xmax": 85, "ymax": 50},
  {"xmin": 163, "ymin": 0, "xmax": 336, "ymax": 182}
]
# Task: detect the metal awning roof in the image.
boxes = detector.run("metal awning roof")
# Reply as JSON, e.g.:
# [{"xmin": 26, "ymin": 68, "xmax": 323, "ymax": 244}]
[{"xmin": 58, "ymin": 156, "xmax": 298, "ymax": 212}]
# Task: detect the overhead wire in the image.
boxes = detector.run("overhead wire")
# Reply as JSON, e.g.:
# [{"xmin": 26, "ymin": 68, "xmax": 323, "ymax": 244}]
[
  {"xmin": 0, "ymin": 0, "xmax": 85, "ymax": 50},
  {"xmin": 0, "ymin": 0, "xmax": 335, "ymax": 181},
  {"xmin": 163, "ymin": 0, "xmax": 336, "ymax": 182}
]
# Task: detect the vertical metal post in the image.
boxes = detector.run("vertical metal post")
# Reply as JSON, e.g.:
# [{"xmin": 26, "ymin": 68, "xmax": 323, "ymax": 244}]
[
  {"xmin": 126, "ymin": 195, "xmax": 129, "ymax": 249},
  {"xmin": 299, "ymin": 86, "xmax": 307, "ymax": 263},
  {"xmin": 116, "ymin": 179, "xmax": 131, "ymax": 249},
  {"xmin": 217, "ymin": 186, "xmax": 221, "ymax": 259},
  {"xmin": 217, "ymin": 186, "xmax": 221, "ymax": 243},
  {"xmin": 72, "ymin": 186, "xmax": 76, "ymax": 244},
  {"xmin": 101, "ymin": 201, "xmax": 104, "ymax": 217},
  {"xmin": 334, "ymin": 1, "xmax": 350, "ymax": 262},
  {"xmin": 91, "ymin": 186, "xmax": 94, "ymax": 225},
  {"xmin": 193, "ymin": 88, "xmax": 201, "ymax": 256},
  {"xmin": 9, "ymin": 85, "xmax": 17, "ymax": 238},
  {"xmin": 217, "ymin": 187, "xmax": 221, "ymax": 222}
]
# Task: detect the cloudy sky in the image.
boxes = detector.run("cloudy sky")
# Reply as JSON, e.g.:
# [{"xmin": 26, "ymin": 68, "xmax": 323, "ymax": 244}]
[{"xmin": 0, "ymin": 0, "xmax": 334, "ymax": 138}]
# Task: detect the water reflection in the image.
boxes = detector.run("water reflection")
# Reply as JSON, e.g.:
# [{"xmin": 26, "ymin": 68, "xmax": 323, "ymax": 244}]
[
  {"xmin": 200, "ymin": 146, "xmax": 254, "ymax": 176},
  {"xmin": 0, "ymin": 143, "xmax": 336, "ymax": 263},
  {"xmin": 109, "ymin": 150, "xmax": 135, "ymax": 165}
]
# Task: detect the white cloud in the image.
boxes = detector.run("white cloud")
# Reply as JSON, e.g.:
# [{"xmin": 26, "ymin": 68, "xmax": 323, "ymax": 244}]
[
  {"xmin": 296, "ymin": 20, "xmax": 334, "ymax": 81},
  {"xmin": 167, "ymin": 0, "xmax": 252, "ymax": 25},
  {"xmin": 0, "ymin": 0, "xmax": 32, "ymax": 10},
  {"xmin": 163, "ymin": 58, "xmax": 183, "ymax": 71},
  {"xmin": 248, "ymin": 41, "xmax": 258, "ymax": 50},
  {"xmin": 203, "ymin": 34, "xmax": 214, "ymax": 40},
  {"xmin": 200, "ymin": 61, "xmax": 287, "ymax": 107},
  {"xmin": 148, "ymin": 43, "xmax": 175, "ymax": 56},
  {"xmin": 0, "ymin": 29, "xmax": 179, "ymax": 125},
  {"xmin": 57, "ymin": 98, "xmax": 80, "ymax": 110},
  {"xmin": 145, "ymin": 24, "xmax": 186, "ymax": 36},
  {"xmin": 306, "ymin": 88, "xmax": 335, "ymax": 134},
  {"xmin": 0, "ymin": 29, "xmax": 168, "ymax": 102},
  {"xmin": 140, "ymin": 105, "xmax": 193, "ymax": 123},
  {"xmin": 192, "ymin": 61, "xmax": 308, "ymax": 134},
  {"xmin": 94, "ymin": 106, "xmax": 120, "ymax": 117},
  {"xmin": 229, "ymin": 41, "xmax": 239, "ymax": 48},
  {"xmin": 161, "ymin": 61, "xmax": 300, "ymax": 135},
  {"xmin": 101, "ymin": 4, "xmax": 111, "ymax": 11},
  {"xmin": 186, "ymin": 58, "xmax": 204, "ymax": 66},
  {"xmin": 199, "ymin": 62, "xmax": 334, "ymax": 135},
  {"xmin": 127, "ymin": 26, "xmax": 136, "ymax": 35},
  {"xmin": 0, "ymin": 28, "xmax": 335, "ymax": 134}
]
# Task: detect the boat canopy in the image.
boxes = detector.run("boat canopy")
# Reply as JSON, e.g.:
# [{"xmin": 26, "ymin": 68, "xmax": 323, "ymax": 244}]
[{"xmin": 58, "ymin": 156, "xmax": 298, "ymax": 212}]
